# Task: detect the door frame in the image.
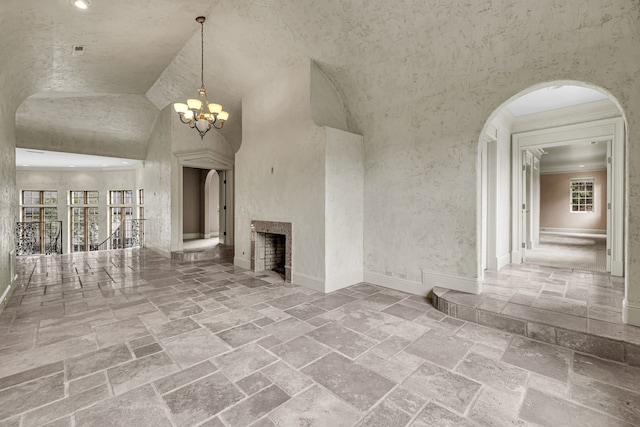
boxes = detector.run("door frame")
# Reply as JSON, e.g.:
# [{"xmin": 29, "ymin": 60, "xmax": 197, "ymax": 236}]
[
  {"xmin": 173, "ymin": 149, "xmax": 234, "ymax": 252},
  {"xmin": 511, "ymin": 117, "xmax": 625, "ymax": 276}
]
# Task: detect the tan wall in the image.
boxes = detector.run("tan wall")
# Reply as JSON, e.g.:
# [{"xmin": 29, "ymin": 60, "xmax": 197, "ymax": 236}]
[
  {"xmin": 540, "ymin": 170, "xmax": 607, "ymax": 231},
  {"xmin": 183, "ymin": 167, "xmax": 201, "ymax": 235}
]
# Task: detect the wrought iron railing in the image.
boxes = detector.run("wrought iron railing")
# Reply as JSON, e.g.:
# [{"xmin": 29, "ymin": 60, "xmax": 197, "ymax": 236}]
[
  {"xmin": 96, "ymin": 219, "xmax": 145, "ymax": 251},
  {"xmin": 15, "ymin": 221, "xmax": 62, "ymax": 256}
]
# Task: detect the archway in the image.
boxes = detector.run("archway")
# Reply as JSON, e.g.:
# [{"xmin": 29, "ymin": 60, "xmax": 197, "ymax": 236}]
[{"xmin": 477, "ymin": 80, "xmax": 629, "ymax": 322}]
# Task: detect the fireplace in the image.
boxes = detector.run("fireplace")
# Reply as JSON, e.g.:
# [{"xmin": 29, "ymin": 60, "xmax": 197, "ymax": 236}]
[{"xmin": 251, "ymin": 221, "xmax": 292, "ymax": 282}]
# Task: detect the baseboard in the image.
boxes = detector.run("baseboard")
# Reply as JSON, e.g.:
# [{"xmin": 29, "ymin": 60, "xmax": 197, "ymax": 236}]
[
  {"xmin": 0, "ymin": 283, "xmax": 13, "ymax": 313},
  {"xmin": 421, "ymin": 270, "xmax": 481, "ymax": 295},
  {"xmin": 511, "ymin": 250, "xmax": 522, "ymax": 264},
  {"xmin": 148, "ymin": 246, "xmax": 170, "ymax": 258},
  {"xmin": 292, "ymin": 271, "xmax": 325, "ymax": 293},
  {"xmin": 611, "ymin": 260, "xmax": 624, "ymax": 277},
  {"xmin": 234, "ymin": 257, "xmax": 251, "ymax": 270},
  {"xmin": 540, "ymin": 228, "xmax": 606, "ymax": 235},
  {"xmin": 183, "ymin": 233, "xmax": 201, "ymax": 240},
  {"xmin": 364, "ymin": 272, "xmax": 428, "ymax": 297},
  {"xmin": 496, "ymin": 253, "xmax": 510, "ymax": 270},
  {"xmin": 623, "ymin": 299, "xmax": 640, "ymax": 327},
  {"xmin": 325, "ymin": 270, "xmax": 363, "ymax": 293}
]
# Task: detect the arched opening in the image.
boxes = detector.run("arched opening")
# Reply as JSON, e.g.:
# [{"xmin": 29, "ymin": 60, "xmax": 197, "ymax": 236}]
[
  {"xmin": 478, "ymin": 80, "xmax": 629, "ymax": 323},
  {"xmin": 182, "ymin": 168, "xmax": 222, "ymax": 251}
]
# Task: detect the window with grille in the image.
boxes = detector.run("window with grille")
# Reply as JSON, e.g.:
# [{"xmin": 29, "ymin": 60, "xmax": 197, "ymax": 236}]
[
  {"xmin": 570, "ymin": 178, "xmax": 594, "ymax": 212},
  {"xmin": 21, "ymin": 190, "xmax": 58, "ymax": 222},
  {"xmin": 70, "ymin": 191, "xmax": 99, "ymax": 252},
  {"xmin": 109, "ymin": 190, "xmax": 134, "ymax": 249},
  {"xmin": 20, "ymin": 190, "xmax": 59, "ymax": 254}
]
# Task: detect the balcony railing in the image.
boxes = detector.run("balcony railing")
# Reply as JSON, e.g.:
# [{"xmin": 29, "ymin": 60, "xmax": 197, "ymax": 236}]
[
  {"xmin": 16, "ymin": 219, "xmax": 145, "ymax": 255},
  {"xmin": 96, "ymin": 219, "xmax": 145, "ymax": 251},
  {"xmin": 15, "ymin": 221, "xmax": 62, "ymax": 256}
]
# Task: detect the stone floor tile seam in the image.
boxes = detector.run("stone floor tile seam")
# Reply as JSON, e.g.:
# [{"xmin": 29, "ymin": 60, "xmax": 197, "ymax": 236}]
[
  {"xmin": 570, "ymin": 370, "xmax": 640, "ymax": 407},
  {"xmin": 8, "ymin": 383, "xmax": 113, "ymax": 426},
  {"xmin": 552, "ymin": 382, "xmax": 640, "ymax": 427}
]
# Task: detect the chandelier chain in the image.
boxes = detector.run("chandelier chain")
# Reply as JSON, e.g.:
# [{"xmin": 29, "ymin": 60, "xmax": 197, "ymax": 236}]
[{"xmin": 200, "ymin": 19, "xmax": 204, "ymax": 89}]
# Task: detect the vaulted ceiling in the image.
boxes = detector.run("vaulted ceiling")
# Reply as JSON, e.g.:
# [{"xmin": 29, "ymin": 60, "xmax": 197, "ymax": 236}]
[{"xmin": 2, "ymin": 0, "xmax": 636, "ymax": 160}]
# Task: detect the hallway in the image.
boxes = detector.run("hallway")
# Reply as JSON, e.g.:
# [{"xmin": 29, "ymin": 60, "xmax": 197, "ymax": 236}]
[
  {"xmin": 0, "ymin": 249, "xmax": 639, "ymax": 425},
  {"xmin": 524, "ymin": 232, "xmax": 607, "ymax": 273}
]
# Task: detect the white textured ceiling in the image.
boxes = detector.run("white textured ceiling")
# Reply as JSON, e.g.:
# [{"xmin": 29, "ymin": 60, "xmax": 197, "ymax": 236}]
[
  {"xmin": 16, "ymin": 148, "xmax": 140, "ymax": 169},
  {"xmin": 3, "ymin": 0, "xmax": 631, "ymax": 162},
  {"xmin": 540, "ymin": 141, "xmax": 608, "ymax": 174}
]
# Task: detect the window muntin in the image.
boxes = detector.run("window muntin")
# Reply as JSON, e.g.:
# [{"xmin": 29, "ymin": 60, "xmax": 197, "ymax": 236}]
[{"xmin": 570, "ymin": 178, "xmax": 594, "ymax": 212}]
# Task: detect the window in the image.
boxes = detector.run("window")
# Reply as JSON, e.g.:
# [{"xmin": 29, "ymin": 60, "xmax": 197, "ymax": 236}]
[
  {"xmin": 20, "ymin": 190, "xmax": 59, "ymax": 254},
  {"xmin": 110, "ymin": 190, "xmax": 133, "ymax": 205},
  {"xmin": 21, "ymin": 190, "xmax": 58, "ymax": 222},
  {"xmin": 109, "ymin": 190, "xmax": 134, "ymax": 249},
  {"xmin": 138, "ymin": 189, "xmax": 144, "ymax": 220},
  {"xmin": 70, "ymin": 191, "xmax": 99, "ymax": 252},
  {"xmin": 570, "ymin": 178, "xmax": 594, "ymax": 212}
]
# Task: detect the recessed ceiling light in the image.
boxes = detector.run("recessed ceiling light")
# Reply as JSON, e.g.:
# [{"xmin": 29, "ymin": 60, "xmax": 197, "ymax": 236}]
[
  {"xmin": 579, "ymin": 164, "xmax": 585, "ymax": 168},
  {"xmin": 69, "ymin": 165, "xmax": 76, "ymax": 168},
  {"xmin": 22, "ymin": 164, "xmax": 29, "ymax": 167},
  {"xmin": 121, "ymin": 161, "xmax": 129, "ymax": 164},
  {"xmin": 70, "ymin": 0, "xmax": 90, "ymax": 9},
  {"xmin": 101, "ymin": 164, "xmax": 108, "ymax": 167},
  {"xmin": 590, "ymin": 141, "xmax": 598, "ymax": 144}
]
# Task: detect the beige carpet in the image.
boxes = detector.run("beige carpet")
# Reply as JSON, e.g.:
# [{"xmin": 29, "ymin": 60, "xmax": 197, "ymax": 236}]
[{"xmin": 524, "ymin": 232, "xmax": 607, "ymax": 272}]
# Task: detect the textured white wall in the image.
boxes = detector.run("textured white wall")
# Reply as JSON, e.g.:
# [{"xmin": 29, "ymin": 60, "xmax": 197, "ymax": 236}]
[
  {"xmin": 236, "ymin": 61, "xmax": 364, "ymax": 292},
  {"xmin": 235, "ymin": 61, "xmax": 327, "ymax": 282},
  {"xmin": 142, "ymin": 106, "xmax": 174, "ymax": 257},
  {"xmin": 0, "ymin": 98, "xmax": 17, "ymax": 311},
  {"xmin": 325, "ymin": 127, "xmax": 364, "ymax": 292}
]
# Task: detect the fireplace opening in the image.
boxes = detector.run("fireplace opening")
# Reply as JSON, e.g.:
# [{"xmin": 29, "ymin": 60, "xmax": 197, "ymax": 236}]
[
  {"xmin": 251, "ymin": 221, "xmax": 292, "ymax": 282},
  {"xmin": 263, "ymin": 233, "xmax": 286, "ymax": 278}
]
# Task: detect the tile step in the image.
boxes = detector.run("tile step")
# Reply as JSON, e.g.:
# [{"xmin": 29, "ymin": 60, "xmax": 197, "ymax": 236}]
[{"xmin": 432, "ymin": 286, "xmax": 640, "ymax": 366}]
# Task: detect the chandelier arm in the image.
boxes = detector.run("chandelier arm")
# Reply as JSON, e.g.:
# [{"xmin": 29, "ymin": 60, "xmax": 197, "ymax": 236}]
[{"xmin": 213, "ymin": 121, "xmax": 224, "ymax": 129}]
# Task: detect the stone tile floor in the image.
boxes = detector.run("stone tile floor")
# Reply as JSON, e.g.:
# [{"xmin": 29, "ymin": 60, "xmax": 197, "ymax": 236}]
[
  {"xmin": 435, "ymin": 262, "xmax": 640, "ymax": 365},
  {"xmin": 1, "ymin": 248, "xmax": 639, "ymax": 426}
]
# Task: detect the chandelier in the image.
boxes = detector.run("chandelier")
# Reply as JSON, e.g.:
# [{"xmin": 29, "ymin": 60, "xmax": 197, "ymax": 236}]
[{"xmin": 173, "ymin": 16, "xmax": 228, "ymax": 139}]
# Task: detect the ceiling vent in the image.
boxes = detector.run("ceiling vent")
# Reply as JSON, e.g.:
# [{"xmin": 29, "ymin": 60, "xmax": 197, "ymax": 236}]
[{"xmin": 72, "ymin": 45, "xmax": 86, "ymax": 56}]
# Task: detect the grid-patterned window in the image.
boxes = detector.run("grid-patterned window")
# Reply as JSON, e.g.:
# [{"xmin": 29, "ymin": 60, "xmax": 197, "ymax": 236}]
[
  {"xmin": 570, "ymin": 178, "xmax": 594, "ymax": 212},
  {"xmin": 70, "ymin": 191, "xmax": 99, "ymax": 252},
  {"xmin": 138, "ymin": 189, "xmax": 144, "ymax": 221},
  {"xmin": 110, "ymin": 190, "xmax": 133, "ymax": 205},
  {"xmin": 21, "ymin": 190, "xmax": 58, "ymax": 222},
  {"xmin": 20, "ymin": 190, "xmax": 59, "ymax": 254},
  {"xmin": 109, "ymin": 190, "xmax": 134, "ymax": 249}
]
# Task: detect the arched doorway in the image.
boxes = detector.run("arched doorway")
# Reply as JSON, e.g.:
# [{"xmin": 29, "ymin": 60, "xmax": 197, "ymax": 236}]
[{"xmin": 478, "ymin": 81, "xmax": 629, "ymax": 322}]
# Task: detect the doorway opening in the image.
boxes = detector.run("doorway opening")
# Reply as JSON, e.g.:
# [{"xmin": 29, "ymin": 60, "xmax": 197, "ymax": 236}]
[{"xmin": 477, "ymin": 81, "xmax": 629, "ymax": 324}]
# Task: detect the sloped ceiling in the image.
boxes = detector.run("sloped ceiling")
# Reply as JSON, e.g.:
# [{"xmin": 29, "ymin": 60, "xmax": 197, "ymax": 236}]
[{"xmin": 4, "ymin": 0, "xmax": 637, "ymax": 157}]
